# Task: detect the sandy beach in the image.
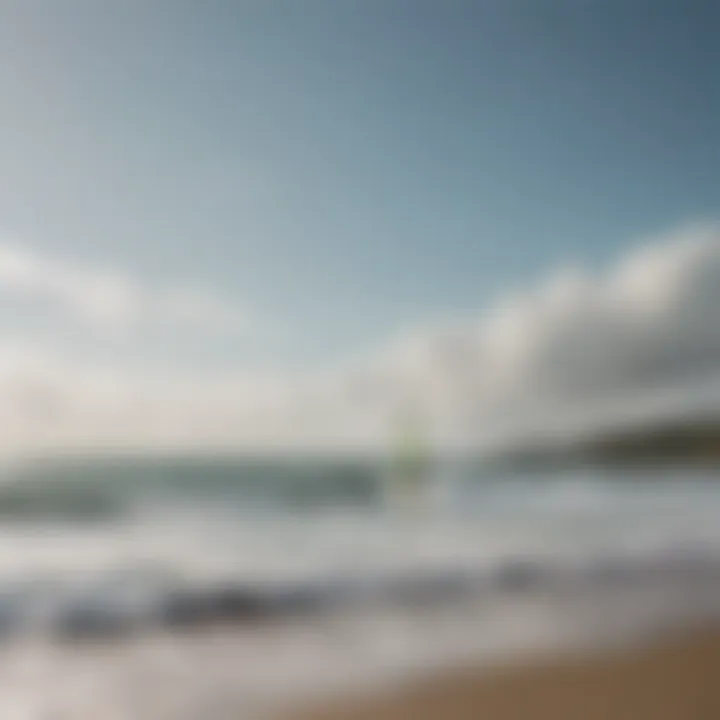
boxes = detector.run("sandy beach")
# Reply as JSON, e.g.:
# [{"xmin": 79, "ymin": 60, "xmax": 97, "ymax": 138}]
[{"xmin": 289, "ymin": 628, "xmax": 720, "ymax": 720}]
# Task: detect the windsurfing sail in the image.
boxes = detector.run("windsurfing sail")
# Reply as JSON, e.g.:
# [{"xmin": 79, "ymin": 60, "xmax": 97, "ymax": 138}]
[{"xmin": 388, "ymin": 411, "xmax": 434, "ymax": 509}]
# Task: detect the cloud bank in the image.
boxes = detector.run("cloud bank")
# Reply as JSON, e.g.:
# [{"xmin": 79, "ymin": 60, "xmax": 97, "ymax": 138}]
[
  {"xmin": 1, "ymin": 223, "xmax": 720, "ymax": 456},
  {"xmin": 368, "ymin": 222, "xmax": 720, "ymax": 447}
]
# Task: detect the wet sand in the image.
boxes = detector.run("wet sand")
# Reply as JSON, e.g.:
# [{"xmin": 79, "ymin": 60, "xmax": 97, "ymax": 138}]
[{"xmin": 290, "ymin": 628, "xmax": 720, "ymax": 720}]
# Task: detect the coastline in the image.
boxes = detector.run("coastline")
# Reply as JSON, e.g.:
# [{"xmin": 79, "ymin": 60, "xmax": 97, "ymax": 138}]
[{"xmin": 0, "ymin": 465, "xmax": 719, "ymax": 718}]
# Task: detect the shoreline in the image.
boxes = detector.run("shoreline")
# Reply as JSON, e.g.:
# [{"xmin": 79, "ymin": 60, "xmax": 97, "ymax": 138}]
[
  {"xmin": 0, "ymin": 543, "xmax": 719, "ymax": 716},
  {"xmin": 0, "ymin": 575, "xmax": 718, "ymax": 718},
  {"xmin": 289, "ymin": 625, "xmax": 720, "ymax": 719}
]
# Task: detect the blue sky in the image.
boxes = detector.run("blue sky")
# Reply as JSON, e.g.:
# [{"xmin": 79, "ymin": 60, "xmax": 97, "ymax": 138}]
[{"xmin": 0, "ymin": 0, "xmax": 719, "ymax": 375}]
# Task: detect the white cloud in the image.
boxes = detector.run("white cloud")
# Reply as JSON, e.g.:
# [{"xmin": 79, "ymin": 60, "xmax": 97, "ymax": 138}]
[
  {"xmin": 1, "ymin": 222, "xmax": 720, "ymax": 456},
  {"xmin": 0, "ymin": 242, "xmax": 251, "ymax": 335},
  {"xmin": 290, "ymin": 221, "xmax": 720, "ymax": 450},
  {"xmin": 378, "ymin": 222, "xmax": 720, "ymax": 447}
]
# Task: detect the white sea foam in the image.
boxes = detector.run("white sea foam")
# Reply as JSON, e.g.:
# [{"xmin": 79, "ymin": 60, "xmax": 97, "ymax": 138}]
[{"xmin": 0, "ymin": 462, "xmax": 718, "ymax": 717}]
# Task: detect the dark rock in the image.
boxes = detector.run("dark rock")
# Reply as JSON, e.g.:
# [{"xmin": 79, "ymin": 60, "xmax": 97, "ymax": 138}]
[
  {"xmin": 494, "ymin": 558, "xmax": 545, "ymax": 592},
  {"xmin": 53, "ymin": 602, "xmax": 141, "ymax": 641},
  {"xmin": 158, "ymin": 589, "xmax": 217, "ymax": 628}
]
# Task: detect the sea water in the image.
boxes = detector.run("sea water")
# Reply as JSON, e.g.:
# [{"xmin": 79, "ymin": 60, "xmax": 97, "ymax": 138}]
[{"xmin": 0, "ymin": 455, "xmax": 719, "ymax": 717}]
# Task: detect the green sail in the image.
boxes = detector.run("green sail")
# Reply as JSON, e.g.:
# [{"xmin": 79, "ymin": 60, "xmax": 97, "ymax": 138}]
[{"xmin": 390, "ymin": 415, "xmax": 433, "ymax": 502}]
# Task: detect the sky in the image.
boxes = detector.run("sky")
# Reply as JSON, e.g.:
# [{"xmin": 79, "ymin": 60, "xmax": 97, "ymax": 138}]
[{"xmin": 0, "ymin": 0, "xmax": 719, "ymax": 454}]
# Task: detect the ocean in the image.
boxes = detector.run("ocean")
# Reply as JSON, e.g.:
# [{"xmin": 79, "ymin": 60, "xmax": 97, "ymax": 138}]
[
  {"xmin": 1, "ymin": 455, "xmax": 719, "ymax": 583},
  {"xmin": 0, "ymin": 455, "xmax": 719, "ymax": 717}
]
